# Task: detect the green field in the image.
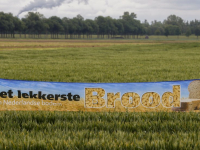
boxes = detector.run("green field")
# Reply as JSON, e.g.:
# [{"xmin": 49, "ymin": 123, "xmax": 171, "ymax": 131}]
[
  {"xmin": 0, "ymin": 111, "xmax": 200, "ymax": 149},
  {"xmin": 0, "ymin": 39, "xmax": 200, "ymax": 82},
  {"xmin": 1, "ymin": 39, "xmax": 200, "ymax": 149}
]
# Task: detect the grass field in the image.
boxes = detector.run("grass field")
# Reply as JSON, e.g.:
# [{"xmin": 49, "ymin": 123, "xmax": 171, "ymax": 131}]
[
  {"xmin": 0, "ymin": 38, "xmax": 200, "ymax": 149},
  {"xmin": 0, "ymin": 111, "xmax": 200, "ymax": 149},
  {"xmin": 0, "ymin": 39, "xmax": 200, "ymax": 82}
]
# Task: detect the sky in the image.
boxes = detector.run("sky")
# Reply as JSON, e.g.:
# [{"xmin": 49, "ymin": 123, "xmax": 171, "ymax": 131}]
[{"xmin": 0, "ymin": 0, "xmax": 200, "ymax": 23}]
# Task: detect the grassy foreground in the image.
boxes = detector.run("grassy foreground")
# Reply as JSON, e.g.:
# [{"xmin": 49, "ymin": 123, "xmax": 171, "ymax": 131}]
[
  {"xmin": 0, "ymin": 111, "xmax": 200, "ymax": 150},
  {"xmin": 0, "ymin": 39, "xmax": 200, "ymax": 82}
]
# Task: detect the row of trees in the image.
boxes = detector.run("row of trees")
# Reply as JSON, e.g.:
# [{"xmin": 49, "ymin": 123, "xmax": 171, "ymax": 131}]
[
  {"xmin": 143, "ymin": 15, "xmax": 200, "ymax": 38},
  {"xmin": 0, "ymin": 11, "xmax": 200, "ymax": 39}
]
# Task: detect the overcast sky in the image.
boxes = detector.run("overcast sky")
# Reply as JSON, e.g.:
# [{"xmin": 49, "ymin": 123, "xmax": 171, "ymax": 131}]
[{"xmin": 0, "ymin": 0, "xmax": 200, "ymax": 23}]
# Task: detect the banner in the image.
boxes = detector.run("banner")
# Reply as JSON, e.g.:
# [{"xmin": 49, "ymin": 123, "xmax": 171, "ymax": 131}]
[{"xmin": 0, "ymin": 79, "xmax": 200, "ymax": 112}]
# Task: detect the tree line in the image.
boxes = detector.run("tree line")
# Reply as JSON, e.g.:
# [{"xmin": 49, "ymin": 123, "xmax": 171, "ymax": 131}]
[{"xmin": 0, "ymin": 11, "xmax": 200, "ymax": 39}]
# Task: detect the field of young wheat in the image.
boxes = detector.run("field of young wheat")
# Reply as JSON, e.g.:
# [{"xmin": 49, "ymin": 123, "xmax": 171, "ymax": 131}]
[{"xmin": 0, "ymin": 111, "xmax": 200, "ymax": 149}]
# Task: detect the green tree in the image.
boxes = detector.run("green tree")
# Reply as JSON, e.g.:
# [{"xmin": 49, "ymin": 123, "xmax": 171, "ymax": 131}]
[
  {"xmin": 67, "ymin": 18, "xmax": 78, "ymax": 39},
  {"xmin": 190, "ymin": 19, "xmax": 200, "ymax": 34},
  {"xmin": 148, "ymin": 20, "xmax": 164, "ymax": 36},
  {"xmin": 13, "ymin": 16, "xmax": 24, "ymax": 38},
  {"xmin": 0, "ymin": 12, "xmax": 16, "ymax": 38},
  {"xmin": 105, "ymin": 16, "xmax": 116, "ymax": 38},
  {"xmin": 22, "ymin": 12, "xmax": 48, "ymax": 38},
  {"xmin": 164, "ymin": 27, "xmax": 170, "ymax": 38},
  {"xmin": 155, "ymin": 29, "xmax": 161, "ymax": 38},
  {"xmin": 195, "ymin": 27, "xmax": 200, "ymax": 39},
  {"xmin": 121, "ymin": 12, "xmax": 143, "ymax": 38},
  {"xmin": 62, "ymin": 17, "xmax": 70, "ymax": 39},
  {"xmin": 164, "ymin": 14, "xmax": 184, "ymax": 33},
  {"xmin": 48, "ymin": 16, "xmax": 64, "ymax": 39},
  {"xmin": 185, "ymin": 28, "xmax": 191, "ymax": 38},
  {"xmin": 84, "ymin": 19, "xmax": 99, "ymax": 39},
  {"xmin": 95, "ymin": 16, "xmax": 107, "ymax": 38},
  {"xmin": 110, "ymin": 19, "xmax": 123, "ymax": 37},
  {"xmin": 83, "ymin": 19, "xmax": 92, "ymax": 38},
  {"xmin": 74, "ymin": 14, "xmax": 84, "ymax": 38},
  {"xmin": 175, "ymin": 26, "xmax": 181, "ymax": 38}
]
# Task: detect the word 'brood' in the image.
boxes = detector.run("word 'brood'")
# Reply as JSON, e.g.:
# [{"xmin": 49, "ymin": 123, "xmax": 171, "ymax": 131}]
[{"xmin": 85, "ymin": 85, "xmax": 180, "ymax": 108}]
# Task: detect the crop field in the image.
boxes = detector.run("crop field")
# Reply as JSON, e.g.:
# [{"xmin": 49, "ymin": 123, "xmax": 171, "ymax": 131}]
[
  {"xmin": 0, "ymin": 38, "xmax": 200, "ymax": 149},
  {"xmin": 1, "ymin": 39, "xmax": 200, "ymax": 82},
  {"xmin": 0, "ymin": 111, "xmax": 200, "ymax": 149}
]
